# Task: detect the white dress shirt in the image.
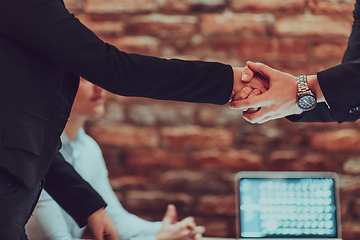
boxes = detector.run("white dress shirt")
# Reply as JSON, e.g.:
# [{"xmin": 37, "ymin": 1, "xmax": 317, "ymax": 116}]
[{"xmin": 26, "ymin": 128, "xmax": 162, "ymax": 240}]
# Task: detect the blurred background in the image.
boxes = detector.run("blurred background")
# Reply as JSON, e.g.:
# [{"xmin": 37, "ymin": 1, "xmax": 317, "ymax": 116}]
[{"xmin": 64, "ymin": 0, "xmax": 360, "ymax": 239}]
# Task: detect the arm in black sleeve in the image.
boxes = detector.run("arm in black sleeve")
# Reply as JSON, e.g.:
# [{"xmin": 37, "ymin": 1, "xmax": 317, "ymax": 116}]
[
  {"xmin": 0, "ymin": 0, "xmax": 233, "ymax": 105},
  {"xmin": 287, "ymin": 0, "xmax": 360, "ymax": 123},
  {"xmin": 44, "ymin": 152, "xmax": 107, "ymax": 228},
  {"xmin": 286, "ymin": 103, "xmax": 337, "ymax": 122}
]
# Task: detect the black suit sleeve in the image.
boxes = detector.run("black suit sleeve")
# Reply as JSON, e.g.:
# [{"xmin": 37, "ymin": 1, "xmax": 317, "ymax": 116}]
[
  {"xmin": 287, "ymin": 0, "xmax": 360, "ymax": 123},
  {"xmin": 0, "ymin": 0, "xmax": 233, "ymax": 106},
  {"xmin": 0, "ymin": 0, "xmax": 233, "ymax": 228},
  {"xmin": 44, "ymin": 152, "xmax": 107, "ymax": 228}
]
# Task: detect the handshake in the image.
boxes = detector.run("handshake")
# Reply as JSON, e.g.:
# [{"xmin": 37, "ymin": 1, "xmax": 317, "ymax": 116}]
[{"xmin": 228, "ymin": 61, "xmax": 322, "ymax": 124}]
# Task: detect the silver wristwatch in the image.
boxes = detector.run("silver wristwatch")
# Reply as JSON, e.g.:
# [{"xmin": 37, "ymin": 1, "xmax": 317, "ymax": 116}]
[{"xmin": 296, "ymin": 75, "xmax": 317, "ymax": 111}]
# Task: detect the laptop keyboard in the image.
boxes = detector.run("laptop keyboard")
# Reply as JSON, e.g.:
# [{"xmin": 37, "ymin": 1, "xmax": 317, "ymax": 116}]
[
  {"xmin": 257, "ymin": 179, "xmax": 335, "ymax": 236},
  {"xmin": 240, "ymin": 178, "xmax": 337, "ymax": 237}
]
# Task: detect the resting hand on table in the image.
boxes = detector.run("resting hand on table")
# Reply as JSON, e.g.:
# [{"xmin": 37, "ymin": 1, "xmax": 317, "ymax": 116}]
[
  {"xmin": 156, "ymin": 204, "xmax": 206, "ymax": 240},
  {"xmin": 83, "ymin": 208, "xmax": 118, "ymax": 240}
]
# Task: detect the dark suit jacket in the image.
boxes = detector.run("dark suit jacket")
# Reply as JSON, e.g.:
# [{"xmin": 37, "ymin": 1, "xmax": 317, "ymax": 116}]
[
  {"xmin": 0, "ymin": 0, "xmax": 233, "ymax": 226},
  {"xmin": 287, "ymin": 0, "xmax": 360, "ymax": 123}
]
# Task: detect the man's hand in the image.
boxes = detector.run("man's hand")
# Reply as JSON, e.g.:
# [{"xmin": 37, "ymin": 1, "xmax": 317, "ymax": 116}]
[
  {"xmin": 86, "ymin": 208, "xmax": 118, "ymax": 240},
  {"xmin": 156, "ymin": 204, "xmax": 206, "ymax": 240},
  {"xmin": 231, "ymin": 67, "xmax": 268, "ymax": 100},
  {"xmin": 231, "ymin": 67, "xmax": 269, "ymax": 114},
  {"xmin": 230, "ymin": 61, "xmax": 300, "ymax": 124}
]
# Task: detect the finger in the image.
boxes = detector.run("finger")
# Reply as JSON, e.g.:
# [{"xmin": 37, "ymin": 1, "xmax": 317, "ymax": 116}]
[
  {"xmin": 231, "ymin": 86, "xmax": 253, "ymax": 101},
  {"xmin": 241, "ymin": 66, "xmax": 254, "ymax": 82},
  {"xmin": 257, "ymin": 114, "xmax": 282, "ymax": 124},
  {"xmin": 180, "ymin": 229, "xmax": 192, "ymax": 237},
  {"xmin": 245, "ymin": 89, "xmax": 261, "ymax": 114},
  {"xmin": 252, "ymin": 74, "xmax": 269, "ymax": 92},
  {"xmin": 162, "ymin": 204, "xmax": 178, "ymax": 224},
  {"xmin": 258, "ymin": 117, "xmax": 272, "ymax": 124},
  {"xmin": 182, "ymin": 217, "xmax": 196, "ymax": 229},
  {"xmin": 194, "ymin": 226, "xmax": 206, "ymax": 234},
  {"xmin": 194, "ymin": 233, "xmax": 203, "ymax": 240},
  {"xmin": 230, "ymin": 94, "xmax": 266, "ymax": 110},
  {"xmin": 242, "ymin": 108, "xmax": 269, "ymax": 124},
  {"xmin": 246, "ymin": 61, "xmax": 275, "ymax": 80}
]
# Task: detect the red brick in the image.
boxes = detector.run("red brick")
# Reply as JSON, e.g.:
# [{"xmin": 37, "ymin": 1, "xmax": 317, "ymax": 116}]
[
  {"xmin": 126, "ymin": 150, "xmax": 188, "ymax": 169},
  {"xmin": 98, "ymin": 146, "xmax": 124, "ymax": 176},
  {"xmin": 89, "ymin": 124, "xmax": 159, "ymax": 147},
  {"xmin": 352, "ymin": 198, "xmax": 360, "ymax": 219},
  {"xmin": 109, "ymin": 36, "xmax": 160, "ymax": 55},
  {"xmin": 268, "ymin": 151, "xmax": 337, "ymax": 171},
  {"xmin": 197, "ymin": 195, "xmax": 235, "ymax": 216},
  {"xmin": 79, "ymin": 16, "xmax": 125, "ymax": 36},
  {"xmin": 64, "ymin": 0, "xmax": 85, "ymax": 13},
  {"xmin": 340, "ymin": 198, "xmax": 350, "ymax": 220},
  {"xmin": 85, "ymin": 0, "xmax": 156, "ymax": 14},
  {"xmin": 341, "ymin": 222, "xmax": 360, "ymax": 240},
  {"xmin": 126, "ymin": 14, "xmax": 197, "ymax": 38},
  {"xmin": 183, "ymin": 36, "xmax": 235, "ymax": 59},
  {"xmin": 275, "ymin": 15, "xmax": 352, "ymax": 38},
  {"xmin": 125, "ymin": 190, "xmax": 193, "ymax": 212},
  {"xmin": 201, "ymin": 13, "xmax": 275, "ymax": 36},
  {"xmin": 280, "ymin": 61, "xmax": 342, "ymax": 76},
  {"xmin": 110, "ymin": 175, "xmax": 152, "ymax": 190},
  {"xmin": 161, "ymin": 126, "xmax": 233, "ymax": 149},
  {"xmin": 238, "ymin": 124, "xmax": 288, "ymax": 152},
  {"xmin": 294, "ymin": 154, "xmax": 338, "ymax": 171},
  {"xmin": 105, "ymin": 92, "xmax": 156, "ymax": 103},
  {"xmin": 237, "ymin": 38, "xmax": 309, "ymax": 61},
  {"xmin": 279, "ymin": 38, "xmax": 310, "ymax": 60},
  {"xmin": 237, "ymin": 38, "xmax": 278, "ymax": 60},
  {"xmin": 311, "ymin": 129, "xmax": 360, "ymax": 152},
  {"xmin": 308, "ymin": 0, "xmax": 355, "ymax": 15},
  {"xmin": 343, "ymin": 157, "xmax": 360, "ymax": 174},
  {"xmin": 312, "ymin": 41, "xmax": 348, "ymax": 60},
  {"xmin": 127, "ymin": 103, "xmax": 196, "ymax": 126},
  {"xmin": 196, "ymin": 218, "xmax": 230, "ymax": 237},
  {"xmin": 231, "ymin": 0, "xmax": 306, "ymax": 14},
  {"xmin": 197, "ymin": 105, "xmax": 245, "ymax": 126},
  {"xmin": 267, "ymin": 150, "xmax": 300, "ymax": 170},
  {"xmin": 185, "ymin": 37, "xmax": 237, "ymax": 62},
  {"xmin": 102, "ymin": 101, "xmax": 125, "ymax": 122},
  {"xmin": 159, "ymin": 170, "xmax": 233, "ymax": 194},
  {"xmin": 338, "ymin": 175, "xmax": 360, "ymax": 196},
  {"xmin": 158, "ymin": 0, "xmax": 226, "ymax": 13},
  {"xmin": 192, "ymin": 150, "xmax": 263, "ymax": 171}
]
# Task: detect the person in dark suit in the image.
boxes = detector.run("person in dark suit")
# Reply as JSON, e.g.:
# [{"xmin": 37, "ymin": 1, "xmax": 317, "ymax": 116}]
[
  {"xmin": 229, "ymin": 0, "xmax": 360, "ymax": 124},
  {"xmin": 0, "ymin": 0, "xmax": 268, "ymax": 239}
]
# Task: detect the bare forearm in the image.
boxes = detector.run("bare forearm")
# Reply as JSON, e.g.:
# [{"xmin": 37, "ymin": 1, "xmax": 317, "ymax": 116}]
[{"xmin": 307, "ymin": 75, "xmax": 325, "ymax": 103}]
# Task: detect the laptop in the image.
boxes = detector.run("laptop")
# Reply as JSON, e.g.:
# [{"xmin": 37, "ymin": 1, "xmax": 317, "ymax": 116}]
[{"xmin": 235, "ymin": 171, "xmax": 342, "ymax": 240}]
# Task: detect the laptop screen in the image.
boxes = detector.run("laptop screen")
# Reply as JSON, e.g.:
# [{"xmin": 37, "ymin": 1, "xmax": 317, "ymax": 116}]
[{"xmin": 237, "ymin": 174, "xmax": 339, "ymax": 238}]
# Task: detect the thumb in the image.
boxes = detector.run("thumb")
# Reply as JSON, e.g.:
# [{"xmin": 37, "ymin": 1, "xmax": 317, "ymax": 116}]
[
  {"xmin": 194, "ymin": 226, "xmax": 206, "ymax": 234},
  {"xmin": 246, "ymin": 61, "xmax": 274, "ymax": 80},
  {"xmin": 241, "ymin": 66, "xmax": 254, "ymax": 82},
  {"xmin": 162, "ymin": 204, "xmax": 177, "ymax": 224}
]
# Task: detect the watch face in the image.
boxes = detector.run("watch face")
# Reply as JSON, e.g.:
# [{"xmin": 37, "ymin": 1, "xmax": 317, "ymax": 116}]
[{"xmin": 297, "ymin": 95, "xmax": 317, "ymax": 111}]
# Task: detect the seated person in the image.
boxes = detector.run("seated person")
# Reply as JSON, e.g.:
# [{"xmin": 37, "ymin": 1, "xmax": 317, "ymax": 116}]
[{"xmin": 26, "ymin": 75, "xmax": 267, "ymax": 240}]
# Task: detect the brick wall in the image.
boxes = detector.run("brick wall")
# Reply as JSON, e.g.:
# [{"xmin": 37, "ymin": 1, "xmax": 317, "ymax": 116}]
[{"xmin": 64, "ymin": 0, "xmax": 360, "ymax": 238}]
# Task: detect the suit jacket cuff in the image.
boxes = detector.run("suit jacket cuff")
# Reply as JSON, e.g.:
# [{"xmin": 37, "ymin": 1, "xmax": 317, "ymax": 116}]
[{"xmin": 317, "ymin": 63, "xmax": 360, "ymax": 123}]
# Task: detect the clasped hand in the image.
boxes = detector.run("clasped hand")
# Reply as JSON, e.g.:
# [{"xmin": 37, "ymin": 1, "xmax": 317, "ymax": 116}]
[{"xmin": 230, "ymin": 61, "xmax": 300, "ymax": 124}]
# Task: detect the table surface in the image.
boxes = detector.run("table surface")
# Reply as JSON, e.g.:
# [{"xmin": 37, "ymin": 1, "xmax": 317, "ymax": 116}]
[{"xmin": 203, "ymin": 238, "xmax": 236, "ymax": 240}]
